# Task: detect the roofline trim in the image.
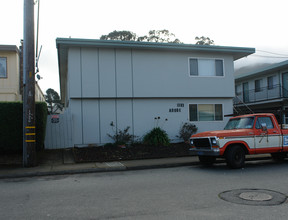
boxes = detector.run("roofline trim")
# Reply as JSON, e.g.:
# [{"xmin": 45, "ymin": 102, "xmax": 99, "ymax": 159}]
[{"xmin": 56, "ymin": 38, "xmax": 255, "ymax": 55}]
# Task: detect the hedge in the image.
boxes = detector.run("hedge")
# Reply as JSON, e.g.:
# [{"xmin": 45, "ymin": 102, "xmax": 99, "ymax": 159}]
[{"xmin": 0, "ymin": 102, "xmax": 47, "ymax": 153}]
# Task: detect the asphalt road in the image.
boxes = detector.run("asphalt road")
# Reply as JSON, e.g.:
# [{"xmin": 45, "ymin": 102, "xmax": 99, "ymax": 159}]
[{"xmin": 1, "ymin": 160, "xmax": 288, "ymax": 219}]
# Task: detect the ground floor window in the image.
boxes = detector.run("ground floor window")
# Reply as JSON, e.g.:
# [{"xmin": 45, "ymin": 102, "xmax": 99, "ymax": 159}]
[{"xmin": 189, "ymin": 104, "xmax": 223, "ymax": 121}]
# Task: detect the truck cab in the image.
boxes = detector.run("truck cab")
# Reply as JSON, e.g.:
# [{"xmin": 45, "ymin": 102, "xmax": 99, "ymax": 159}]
[{"xmin": 189, "ymin": 113, "xmax": 288, "ymax": 168}]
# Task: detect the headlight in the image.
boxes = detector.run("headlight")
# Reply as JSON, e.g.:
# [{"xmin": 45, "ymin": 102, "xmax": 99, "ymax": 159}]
[
  {"xmin": 211, "ymin": 137, "xmax": 218, "ymax": 145},
  {"xmin": 190, "ymin": 139, "xmax": 194, "ymax": 145}
]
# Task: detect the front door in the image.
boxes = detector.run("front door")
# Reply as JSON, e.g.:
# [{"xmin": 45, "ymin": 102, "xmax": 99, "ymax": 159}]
[
  {"xmin": 254, "ymin": 116, "xmax": 281, "ymax": 154},
  {"xmin": 243, "ymin": 82, "xmax": 249, "ymax": 103}
]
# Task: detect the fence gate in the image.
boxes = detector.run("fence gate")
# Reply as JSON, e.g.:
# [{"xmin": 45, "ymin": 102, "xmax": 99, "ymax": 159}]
[{"xmin": 45, "ymin": 112, "xmax": 73, "ymax": 149}]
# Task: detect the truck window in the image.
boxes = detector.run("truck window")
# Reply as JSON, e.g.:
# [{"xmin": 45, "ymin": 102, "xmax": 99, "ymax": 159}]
[
  {"xmin": 255, "ymin": 117, "xmax": 274, "ymax": 129},
  {"xmin": 224, "ymin": 117, "xmax": 255, "ymax": 130}
]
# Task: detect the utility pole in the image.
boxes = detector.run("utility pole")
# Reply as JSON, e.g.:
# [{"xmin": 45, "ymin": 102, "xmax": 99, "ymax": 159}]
[{"xmin": 23, "ymin": 0, "xmax": 36, "ymax": 167}]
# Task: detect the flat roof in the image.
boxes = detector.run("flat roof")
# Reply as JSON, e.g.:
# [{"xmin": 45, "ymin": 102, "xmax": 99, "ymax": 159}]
[{"xmin": 0, "ymin": 45, "xmax": 19, "ymax": 53}]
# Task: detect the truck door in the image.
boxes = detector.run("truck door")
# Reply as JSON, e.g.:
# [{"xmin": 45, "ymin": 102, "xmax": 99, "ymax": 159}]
[{"xmin": 254, "ymin": 116, "xmax": 281, "ymax": 153}]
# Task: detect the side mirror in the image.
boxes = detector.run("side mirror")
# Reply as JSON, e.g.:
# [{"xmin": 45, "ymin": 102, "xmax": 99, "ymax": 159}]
[{"xmin": 261, "ymin": 123, "xmax": 267, "ymax": 131}]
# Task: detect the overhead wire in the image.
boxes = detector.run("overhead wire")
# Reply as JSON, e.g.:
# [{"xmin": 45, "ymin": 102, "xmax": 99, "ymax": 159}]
[
  {"xmin": 248, "ymin": 49, "xmax": 288, "ymax": 59},
  {"xmin": 256, "ymin": 50, "xmax": 288, "ymax": 56}
]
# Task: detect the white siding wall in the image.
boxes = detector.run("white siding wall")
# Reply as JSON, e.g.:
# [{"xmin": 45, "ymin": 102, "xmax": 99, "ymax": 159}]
[
  {"xmin": 70, "ymin": 98, "xmax": 232, "ymax": 145},
  {"xmin": 67, "ymin": 48, "xmax": 235, "ymax": 100},
  {"xmin": 116, "ymin": 50, "xmax": 133, "ymax": 97},
  {"xmin": 67, "ymin": 47, "xmax": 234, "ymax": 146},
  {"xmin": 81, "ymin": 48, "xmax": 99, "ymax": 97}
]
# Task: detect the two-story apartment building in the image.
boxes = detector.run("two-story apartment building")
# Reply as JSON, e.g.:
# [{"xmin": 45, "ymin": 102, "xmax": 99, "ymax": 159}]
[
  {"xmin": 234, "ymin": 60, "xmax": 288, "ymax": 123},
  {"xmin": 56, "ymin": 38, "xmax": 254, "ymax": 146},
  {"xmin": 0, "ymin": 44, "xmax": 45, "ymax": 102}
]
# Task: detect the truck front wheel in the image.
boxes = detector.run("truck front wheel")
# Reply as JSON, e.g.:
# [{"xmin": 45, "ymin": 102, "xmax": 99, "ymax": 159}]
[{"xmin": 226, "ymin": 146, "xmax": 245, "ymax": 169}]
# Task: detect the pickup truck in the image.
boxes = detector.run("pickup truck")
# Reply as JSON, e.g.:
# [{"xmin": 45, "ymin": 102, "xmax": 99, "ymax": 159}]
[{"xmin": 189, "ymin": 113, "xmax": 288, "ymax": 168}]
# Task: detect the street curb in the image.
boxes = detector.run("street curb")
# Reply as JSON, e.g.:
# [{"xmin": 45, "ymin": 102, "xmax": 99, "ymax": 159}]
[
  {"xmin": 0, "ymin": 167, "xmax": 127, "ymax": 179},
  {"xmin": 125, "ymin": 161, "xmax": 199, "ymax": 171},
  {"xmin": 0, "ymin": 156, "xmax": 275, "ymax": 179},
  {"xmin": 0, "ymin": 162, "xmax": 197, "ymax": 179}
]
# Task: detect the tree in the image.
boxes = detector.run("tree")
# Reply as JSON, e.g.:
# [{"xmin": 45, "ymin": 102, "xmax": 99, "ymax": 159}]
[
  {"xmin": 195, "ymin": 36, "xmax": 215, "ymax": 45},
  {"xmin": 100, "ymin": 30, "xmax": 137, "ymax": 41},
  {"xmin": 45, "ymin": 88, "xmax": 63, "ymax": 114},
  {"xmin": 138, "ymin": 29, "xmax": 181, "ymax": 43},
  {"xmin": 100, "ymin": 30, "xmax": 181, "ymax": 43}
]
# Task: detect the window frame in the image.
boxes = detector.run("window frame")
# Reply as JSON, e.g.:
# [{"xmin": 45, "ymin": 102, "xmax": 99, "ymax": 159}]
[
  {"xmin": 189, "ymin": 103, "xmax": 223, "ymax": 122},
  {"xmin": 255, "ymin": 79, "xmax": 262, "ymax": 92},
  {"xmin": 188, "ymin": 57, "xmax": 225, "ymax": 78},
  {"xmin": 0, "ymin": 57, "xmax": 7, "ymax": 78},
  {"xmin": 267, "ymin": 75, "xmax": 277, "ymax": 90}
]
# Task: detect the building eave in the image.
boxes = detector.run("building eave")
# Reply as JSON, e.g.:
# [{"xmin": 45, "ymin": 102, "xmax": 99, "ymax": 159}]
[{"xmin": 56, "ymin": 38, "xmax": 255, "ymax": 60}]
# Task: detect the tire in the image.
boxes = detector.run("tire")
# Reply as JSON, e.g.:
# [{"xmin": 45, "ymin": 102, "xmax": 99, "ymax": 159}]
[
  {"xmin": 271, "ymin": 153, "xmax": 287, "ymax": 162},
  {"xmin": 226, "ymin": 146, "xmax": 245, "ymax": 169},
  {"xmin": 198, "ymin": 156, "xmax": 216, "ymax": 166}
]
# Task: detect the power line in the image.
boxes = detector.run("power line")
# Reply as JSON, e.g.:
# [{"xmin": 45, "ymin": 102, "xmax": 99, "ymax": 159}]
[
  {"xmin": 251, "ymin": 54, "xmax": 288, "ymax": 59},
  {"xmin": 257, "ymin": 49, "xmax": 288, "ymax": 56}
]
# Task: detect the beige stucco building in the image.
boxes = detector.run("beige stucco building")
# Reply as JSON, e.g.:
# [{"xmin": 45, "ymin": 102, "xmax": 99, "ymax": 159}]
[
  {"xmin": 0, "ymin": 45, "xmax": 22, "ymax": 101},
  {"xmin": 0, "ymin": 44, "xmax": 45, "ymax": 102}
]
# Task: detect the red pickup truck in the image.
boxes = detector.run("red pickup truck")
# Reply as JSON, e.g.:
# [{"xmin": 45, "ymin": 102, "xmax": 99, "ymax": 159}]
[{"xmin": 189, "ymin": 113, "xmax": 288, "ymax": 168}]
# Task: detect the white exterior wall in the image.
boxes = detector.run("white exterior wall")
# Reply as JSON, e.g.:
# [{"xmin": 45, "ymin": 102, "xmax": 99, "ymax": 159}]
[
  {"xmin": 70, "ymin": 98, "xmax": 232, "ymax": 145},
  {"xmin": 67, "ymin": 47, "xmax": 235, "ymax": 146},
  {"xmin": 68, "ymin": 48, "xmax": 235, "ymax": 99}
]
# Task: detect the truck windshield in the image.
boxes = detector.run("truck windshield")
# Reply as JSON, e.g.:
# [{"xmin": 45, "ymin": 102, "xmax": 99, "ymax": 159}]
[{"xmin": 224, "ymin": 117, "xmax": 255, "ymax": 130}]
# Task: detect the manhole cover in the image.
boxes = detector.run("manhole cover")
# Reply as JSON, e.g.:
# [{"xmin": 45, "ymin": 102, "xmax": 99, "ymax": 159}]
[
  {"xmin": 239, "ymin": 192, "xmax": 272, "ymax": 201},
  {"xmin": 219, "ymin": 189, "xmax": 287, "ymax": 206}
]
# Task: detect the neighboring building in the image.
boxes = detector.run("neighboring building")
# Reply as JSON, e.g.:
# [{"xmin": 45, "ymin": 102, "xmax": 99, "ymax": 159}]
[
  {"xmin": 56, "ymin": 38, "xmax": 254, "ymax": 146},
  {"xmin": 0, "ymin": 45, "xmax": 21, "ymax": 101},
  {"xmin": 35, "ymin": 82, "xmax": 45, "ymax": 102},
  {"xmin": 0, "ymin": 44, "xmax": 45, "ymax": 102},
  {"xmin": 234, "ymin": 60, "xmax": 288, "ymax": 123}
]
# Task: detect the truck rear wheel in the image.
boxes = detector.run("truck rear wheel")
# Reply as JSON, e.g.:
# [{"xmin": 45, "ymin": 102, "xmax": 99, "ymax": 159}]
[
  {"xmin": 226, "ymin": 146, "xmax": 245, "ymax": 169},
  {"xmin": 271, "ymin": 153, "xmax": 287, "ymax": 162},
  {"xmin": 198, "ymin": 156, "xmax": 216, "ymax": 166}
]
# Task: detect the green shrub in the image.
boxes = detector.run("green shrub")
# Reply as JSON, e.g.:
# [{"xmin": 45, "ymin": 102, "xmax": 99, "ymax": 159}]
[
  {"xmin": 107, "ymin": 124, "xmax": 136, "ymax": 145},
  {"xmin": 143, "ymin": 127, "xmax": 170, "ymax": 146},
  {"xmin": 0, "ymin": 102, "xmax": 47, "ymax": 153},
  {"xmin": 177, "ymin": 122, "xmax": 198, "ymax": 142}
]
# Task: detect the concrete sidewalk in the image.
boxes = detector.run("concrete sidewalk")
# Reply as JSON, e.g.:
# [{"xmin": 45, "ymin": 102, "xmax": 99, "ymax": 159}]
[
  {"xmin": 0, "ymin": 149, "xmax": 273, "ymax": 179},
  {"xmin": 0, "ymin": 149, "xmax": 200, "ymax": 179}
]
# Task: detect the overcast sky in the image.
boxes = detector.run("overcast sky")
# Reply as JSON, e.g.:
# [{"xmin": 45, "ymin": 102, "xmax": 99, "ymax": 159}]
[{"xmin": 2, "ymin": 0, "xmax": 288, "ymax": 93}]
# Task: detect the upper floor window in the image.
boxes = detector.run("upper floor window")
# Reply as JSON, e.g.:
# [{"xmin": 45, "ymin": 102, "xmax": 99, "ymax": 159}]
[
  {"xmin": 0, "ymin": 57, "xmax": 7, "ymax": 78},
  {"xmin": 255, "ymin": 79, "xmax": 262, "ymax": 92},
  {"xmin": 189, "ymin": 58, "xmax": 224, "ymax": 77},
  {"xmin": 267, "ymin": 75, "xmax": 277, "ymax": 90},
  {"xmin": 235, "ymin": 84, "xmax": 241, "ymax": 96}
]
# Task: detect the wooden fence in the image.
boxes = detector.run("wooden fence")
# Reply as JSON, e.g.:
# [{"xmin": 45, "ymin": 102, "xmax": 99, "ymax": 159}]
[{"xmin": 44, "ymin": 112, "xmax": 73, "ymax": 149}]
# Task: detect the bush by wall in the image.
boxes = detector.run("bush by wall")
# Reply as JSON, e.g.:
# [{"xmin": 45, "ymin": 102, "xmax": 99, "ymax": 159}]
[
  {"xmin": 143, "ymin": 127, "xmax": 170, "ymax": 146},
  {"xmin": 0, "ymin": 102, "xmax": 47, "ymax": 153}
]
